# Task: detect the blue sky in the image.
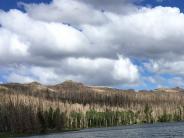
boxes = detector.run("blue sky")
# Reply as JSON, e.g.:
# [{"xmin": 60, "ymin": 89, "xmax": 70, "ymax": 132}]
[
  {"xmin": 0, "ymin": 0, "xmax": 184, "ymax": 10},
  {"xmin": 0, "ymin": 0, "xmax": 51, "ymax": 11},
  {"xmin": 140, "ymin": 0, "xmax": 184, "ymax": 11},
  {"xmin": 1, "ymin": 0, "xmax": 184, "ymax": 11},
  {"xmin": 0, "ymin": 0, "xmax": 184, "ymax": 90}
]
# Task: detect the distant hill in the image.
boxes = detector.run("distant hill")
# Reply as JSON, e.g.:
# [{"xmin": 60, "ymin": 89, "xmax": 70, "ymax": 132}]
[
  {"xmin": 154, "ymin": 87, "xmax": 184, "ymax": 93},
  {"xmin": 1, "ymin": 80, "xmax": 184, "ymax": 108},
  {"xmin": 1, "ymin": 80, "xmax": 184, "ymax": 95}
]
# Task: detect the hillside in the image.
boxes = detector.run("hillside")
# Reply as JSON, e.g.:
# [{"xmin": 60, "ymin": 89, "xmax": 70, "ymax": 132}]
[
  {"xmin": 2, "ymin": 80, "xmax": 184, "ymax": 98},
  {"xmin": 1, "ymin": 80, "xmax": 184, "ymax": 106},
  {"xmin": 0, "ymin": 81, "xmax": 184, "ymax": 134}
]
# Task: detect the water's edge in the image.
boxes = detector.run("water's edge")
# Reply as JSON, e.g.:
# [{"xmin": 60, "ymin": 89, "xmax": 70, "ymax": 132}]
[
  {"xmin": 0, "ymin": 128, "xmax": 79, "ymax": 138},
  {"xmin": 13, "ymin": 121, "xmax": 184, "ymax": 138}
]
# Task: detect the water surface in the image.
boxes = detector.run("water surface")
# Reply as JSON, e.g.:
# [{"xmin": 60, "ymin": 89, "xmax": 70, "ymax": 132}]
[{"xmin": 19, "ymin": 122, "xmax": 184, "ymax": 138}]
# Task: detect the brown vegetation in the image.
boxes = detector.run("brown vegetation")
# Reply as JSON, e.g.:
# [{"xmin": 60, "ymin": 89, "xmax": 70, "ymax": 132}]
[{"xmin": 0, "ymin": 80, "xmax": 184, "ymax": 134}]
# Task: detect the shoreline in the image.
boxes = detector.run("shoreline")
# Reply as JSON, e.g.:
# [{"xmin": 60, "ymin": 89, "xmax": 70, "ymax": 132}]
[
  {"xmin": 2, "ymin": 121, "xmax": 184, "ymax": 138},
  {"xmin": 0, "ymin": 129, "xmax": 80, "ymax": 138}
]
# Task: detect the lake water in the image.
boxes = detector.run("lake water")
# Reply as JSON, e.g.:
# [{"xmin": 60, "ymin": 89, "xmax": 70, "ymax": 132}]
[{"xmin": 19, "ymin": 122, "xmax": 184, "ymax": 138}]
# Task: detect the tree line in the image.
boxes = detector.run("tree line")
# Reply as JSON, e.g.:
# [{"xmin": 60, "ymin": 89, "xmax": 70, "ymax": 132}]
[{"xmin": 0, "ymin": 82, "xmax": 184, "ymax": 134}]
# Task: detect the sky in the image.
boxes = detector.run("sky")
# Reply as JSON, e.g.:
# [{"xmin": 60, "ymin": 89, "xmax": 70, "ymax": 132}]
[{"xmin": 0, "ymin": 0, "xmax": 184, "ymax": 90}]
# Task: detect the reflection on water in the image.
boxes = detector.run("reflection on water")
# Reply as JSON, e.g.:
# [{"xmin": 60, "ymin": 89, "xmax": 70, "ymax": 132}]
[{"xmin": 19, "ymin": 122, "xmax": 184, "ymax": 138}]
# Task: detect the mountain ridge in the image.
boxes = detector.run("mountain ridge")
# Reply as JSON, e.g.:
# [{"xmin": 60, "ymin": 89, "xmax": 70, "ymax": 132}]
[{"xmin": 1, "ymin": 80, "xmax": 183, "ymax": 94}]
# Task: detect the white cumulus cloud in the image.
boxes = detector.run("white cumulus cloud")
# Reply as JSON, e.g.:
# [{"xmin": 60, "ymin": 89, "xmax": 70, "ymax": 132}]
[{"xmin": 1, "ymin": 0, "xmax": 184, "ymax": 88}]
